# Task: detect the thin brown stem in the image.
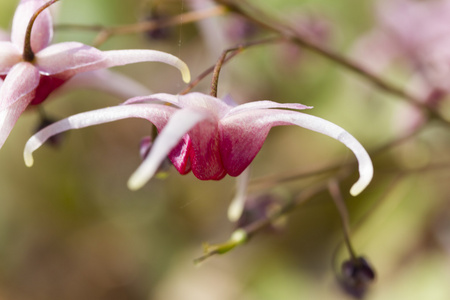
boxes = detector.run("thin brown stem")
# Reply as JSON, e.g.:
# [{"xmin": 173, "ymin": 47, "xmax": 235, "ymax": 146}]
[
  {"xmin": 94, "ymin": 5, "xmax": 227, "ymax": 47},
  {"xmin": 23, "ymin": 0, "xmax": 60, "ymax": 62},
  {"xmin": 328, "ymin": 180, "xmax": 357, "ymax": 260},
  {"xmin": 182, "ymin": 37, "xmax": 283, "ymax": 95},
  {"xmin": 214, "ymin": 0, "xmax": 448, "ymax": 124},
  {"xmin": 180, "ymin": 51, "xmax": 239, "ymax": 95}
]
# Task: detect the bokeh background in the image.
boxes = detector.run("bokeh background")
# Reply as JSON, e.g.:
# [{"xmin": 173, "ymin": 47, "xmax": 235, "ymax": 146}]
[{"xmin": 1, "ymin": 0, "xmax": 450, "ymax": 299}]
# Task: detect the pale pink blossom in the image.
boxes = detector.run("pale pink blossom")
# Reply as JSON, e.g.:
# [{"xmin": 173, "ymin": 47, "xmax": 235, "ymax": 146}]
[
  {"xmin": 353, "ymin": 0, "xmax": 450, "ymax": 133},
  {"xmin": 0, "ymin": 0, "xmax": 190, "ymax": 148},
  {"xmin": 24, "ymin": 92, "xmax": 373, "ymax": 199},
  {"xmin": 354, "ymin": 0, "xmax": 450, "ymax": 91}
]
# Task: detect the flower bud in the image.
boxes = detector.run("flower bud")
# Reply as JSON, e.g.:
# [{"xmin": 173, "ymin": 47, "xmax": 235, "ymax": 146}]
[{"xmin": 339, "ymin": 256, "xmax": 376, "ymax": 298}]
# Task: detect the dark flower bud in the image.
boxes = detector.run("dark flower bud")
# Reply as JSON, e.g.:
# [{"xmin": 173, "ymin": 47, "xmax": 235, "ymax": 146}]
[
  {"xmin": 339, "ymin": 256, "xmax": 376, "ymax": 299},
  {"xmin": 143, "ymin": 11, "xmax": 172, "ymax": 41}
]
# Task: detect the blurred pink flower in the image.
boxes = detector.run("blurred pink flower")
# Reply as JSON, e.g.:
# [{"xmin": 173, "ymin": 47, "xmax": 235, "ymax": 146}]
[
  {"xmin": 24, "ymin": 92, "xmax": 373, "ymax": 197},
  {"xmin": 0, "ymin": 0, "xmax": 190, "ymax": 148},
  {"xmin": 353, "ymin": 0, "xmax": 450, "ymax": 133},
  {"xmin": 354, "ymin": 0, "xmax": 450, "ymax": 92}
]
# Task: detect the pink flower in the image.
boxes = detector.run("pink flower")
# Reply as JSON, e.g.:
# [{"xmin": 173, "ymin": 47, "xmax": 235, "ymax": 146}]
[
  {"xmin": 24, "ymin": 92, "xmax": 373, "ymax": 197},
  {"xmin": 352, "ymin": 0, "xmax": 450, "ymax": 133},
  {"xmin": 0, "ymin": 0, "xmax": 190, "ymax": 148},
  {"xmin": 354, "ymin": 0, "xmax": 450, "ymax": 89}
]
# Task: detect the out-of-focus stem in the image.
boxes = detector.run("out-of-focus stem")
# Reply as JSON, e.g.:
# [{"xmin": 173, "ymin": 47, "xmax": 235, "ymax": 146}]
[
  {"xmin": 214, "ymin": 0, "xmax": 447, "ymax": 123},
  {"xmin": 56, "ymin": 5, "xmax": 228, "ymax": 47}
]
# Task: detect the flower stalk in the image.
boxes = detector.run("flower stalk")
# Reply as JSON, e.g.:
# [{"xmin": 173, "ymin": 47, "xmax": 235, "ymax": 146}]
[{"xmin": 23, "ymin": 0, "xmax": 59, "ymax": 62}]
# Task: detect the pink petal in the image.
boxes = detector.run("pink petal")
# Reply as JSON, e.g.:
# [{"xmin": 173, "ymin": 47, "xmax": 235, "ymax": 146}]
[
  {"xmin": 11, "ymin": 0, "xmax": 53, "ymax": 53},
  {"xmin": 123, "ymin": 93, "xmax": 183, "ymax": 107},
  {"xmin": 56, "ymin": 69, "xmax": 152, "ymax": 99},
  {"xmin": 0, "ymin": 29, "xmax": 9, "ymax": 41},
  {"xmin": 24, "ymin": 103, "xmax": 177, "ymax": 166},
  {"xmin": 188, "ymin": 116, "xmax": 227, "ymax": 180},
  {"xmin": 35, "ymin": 42, "xmax": 105, "ymax": 76},
  {"xmin": 99, "ymin": 50, "xmax": 191, "ymax": 83},
  {"xmin": 220, "ymin": 109, "xmax": 373, "ymax": 195},
  {"xmin": 0, "ymin": 42, "xmax": 22, "ymax": 74},
  {"xmin": 167, "ymin": 135, "xmax": 192, "ymax": 175},
  {"xmin": 0, "ymin": 62, "xmax": 40, "ymax": 148},
  {"xmin": 227, "ymin": 100, "xmax": 311, "ymax": 116},
  {"xmin": 127, "ymin": 108, "xmax": 209, "ymax": 190},
  {"xmin": 177, "ymin": 92, "xmax": 231, "ymax": 118}
]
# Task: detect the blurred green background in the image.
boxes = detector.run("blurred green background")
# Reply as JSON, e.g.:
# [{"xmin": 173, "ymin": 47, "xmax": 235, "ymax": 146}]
[{"xmin": 1, "ymin": 0, "xmax": 450, "ymax": 299}]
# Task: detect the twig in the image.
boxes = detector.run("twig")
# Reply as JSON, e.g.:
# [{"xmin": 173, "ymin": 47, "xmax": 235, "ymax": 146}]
[
  {"xmin": 56, "ymin": 5, "xmax": 228, "ymax": 47},
  {"xmin": 214, "ymin": 0, "xmax": 447, "ymax": 124},
  {"xmin": 182, "ymin": 37, "xmax": 284, "ymax": 95},
  {"xmin": 328, "ymin": 180, "xmax": 357, "ymax": 260}
]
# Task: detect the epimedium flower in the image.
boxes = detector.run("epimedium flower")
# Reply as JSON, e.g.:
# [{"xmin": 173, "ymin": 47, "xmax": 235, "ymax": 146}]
[
  {"xmin": 0, "ymin": 0, "xmax": 190, "ymax": 148},
  {"xmin": 24, "ymin": 92, "xmax": 374, "ymax": 202}
]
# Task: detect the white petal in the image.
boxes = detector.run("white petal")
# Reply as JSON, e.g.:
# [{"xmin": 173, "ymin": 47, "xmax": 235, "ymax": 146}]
[
  {"xmin": 228, "ymin": 167, "xmax": 250, "ymax": 222},
  {"xmin": 24, "ymin": 104, "xmax": 176, "ymax": 166},
  {"xmin": 224, "ymin": 109, "xmax": 374, "ymax": 195},
  {"xmin": 227, "ymin": 100, "xmax": 311, "ymax": 117},
  {"xmin": 102, "ymin": 50, "xmax": 191, "ymax": 83},
  {"xmin": 123, "ymin": 93, "xmax": 182, "ymax": 107},
  {"xmin": 286, "ymin": 112, "xmax": 373, "ymax": 196},
  {"xmin": 127, "ymin": 108, "xmax": 207, "ymax": 190},
  {"xmin": 0, "ymin": 42, "xmax": 22, "ymax": 74}
]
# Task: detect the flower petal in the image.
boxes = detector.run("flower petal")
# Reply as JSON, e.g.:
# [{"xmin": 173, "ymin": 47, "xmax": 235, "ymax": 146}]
[
  {"xmin": 127, "ymin": 108, "xmax": 208, "ymax": 190},
  {"xmin": 0, "ymin": 42, "xmax": 22, "ymax": 74},
  {"xmin": 220, "ymin": 109, "xmax": 373, "ymax": 195},
  {"xmin": 227, "ymin": 100, "xmax": 311, "ymax": 116},
  {"xmin": 99, "ymin": 50, "xmax": 191, "ymax": 83},
  {"xmin": 0, "ymin": 62, "xmax": 40, "ymax": 148},
  {"xmin": 123, "ymin": 93, "xmax": 183, "ymax": 107},
  {"xmin": 11, "ymin": 0, "xmax": 53, "ymax": 52},
  {"xmin": 24, "ymin": 103, "xmax": 177, "ymax": 166},
  {"xmin": 35, "ymin": 42, "xmax": 106, "ymax": 76},
  {"xmin": 0, "ymin": 29, "xmax": 9, "ymax": 41},
  {"xmin": 56, "ymin": 69, "xmax": 152, "ymax": 99},
  {"xmin": 228, "ymin": 167, "xmax": 250, "ymax": 222}
]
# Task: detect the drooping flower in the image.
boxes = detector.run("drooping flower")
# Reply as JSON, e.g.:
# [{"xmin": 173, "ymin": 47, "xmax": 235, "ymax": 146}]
[
  {"xmin": 0, "ymin": 0, "xmax": 190, "ymax": 148},
  {"xmin": 24, "ymin": 92, "xmax": 373, "ymax": 199}
]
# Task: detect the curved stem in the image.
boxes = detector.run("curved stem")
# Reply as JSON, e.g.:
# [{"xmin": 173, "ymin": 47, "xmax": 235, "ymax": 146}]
[
  {"xmin": 23, "ymin": 0, "xmax": 59, "ymax": 62},
  {"xmin": 91, "ymin": 5, "xmax": 228, "ymax": 47}
]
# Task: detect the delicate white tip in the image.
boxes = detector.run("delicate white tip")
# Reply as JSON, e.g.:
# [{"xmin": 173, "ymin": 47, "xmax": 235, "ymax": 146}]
[
  {"xmin": 228, "ymin": 168, "xmax": 250, "ymax": 222},
  {"xmin": 180, "ymin": 63, "xmax": 191, "ymax": 83},
  {"xmin": 24, "ymin": 153, "xmax": 34, "ymax": 167},
  {"xmin": 228, "ymin": 196, "xmax": 245, "ymax": 222},
  {"xmin": 349, "ymin": 162, "xmax": 374, "ymax": 196},
  {"xmin": 127, "ymin": 175, "xmax": 144, "ymax": 191}
]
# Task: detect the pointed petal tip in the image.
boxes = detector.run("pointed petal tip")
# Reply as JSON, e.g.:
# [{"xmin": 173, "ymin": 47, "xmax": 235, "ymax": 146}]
[
  {"xmin": 181, "ymin": 64, "xmax": 191, "ymax": 83},
  {"xmin": 349, "ymin": 164, "xmax": 374, "ymax": 197},
  {"xmin": 127, "ymin": 176, "xmax": 144, "ymax": 191},
  {"xmin": 24, "ymin": 152, "xmax": 34, "ymax": 167},
  {"xmin": 228, "ymin": 198, "xmax": 245, "ymax": 222}
]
